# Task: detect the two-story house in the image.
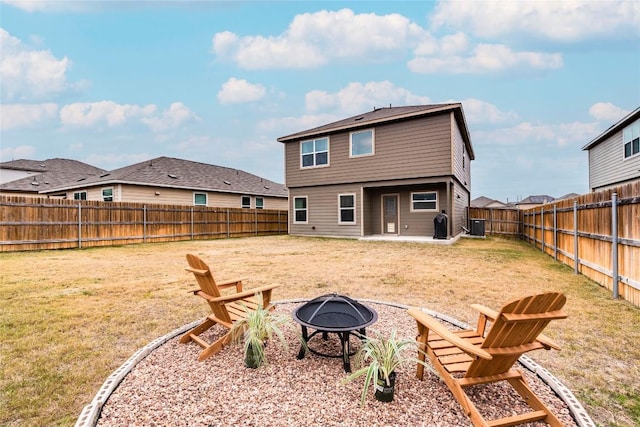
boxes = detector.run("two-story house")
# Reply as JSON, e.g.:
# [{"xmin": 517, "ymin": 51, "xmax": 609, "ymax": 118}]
[
  {"xmin": 278, "ymin": 104, "xmax": 474, "ymax": 239},
  {"xmin": 582, "ymin": 106, "xmax": 640, "ymax": 191}
]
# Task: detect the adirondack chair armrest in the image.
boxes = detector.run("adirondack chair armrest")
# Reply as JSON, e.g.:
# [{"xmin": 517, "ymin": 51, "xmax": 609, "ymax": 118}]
[
  {"xmin": 408, "ymin": 308, "xmax": 492, "ymax": 360},
  {"xmin": 469, "ymin": 304, "xmax": 499, "ymax": 321},
  {"xmin": 185, "ymin": 266, "xmax": 208, "ymax": 276},
  {"xmin": 536, "ymin": 333, "xmax": 562, "ymax": 351},
  {"xmin": 216, "ymin": 278, "xmax": 244, "ymax": 292},
  {"xmin": 208, "ymin": 284, "xmax": 281, "ymax": 304}
]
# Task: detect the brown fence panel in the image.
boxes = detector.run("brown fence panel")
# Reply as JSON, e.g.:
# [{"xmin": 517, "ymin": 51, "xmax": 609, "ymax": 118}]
[
  {"xmin": 0, "ymin": 196, "xmax": 288, "ymax": 252},
  {"xmin": 521, "ymin": 181, "xmax": 640, "ymax": 307},
  {"xmin": 468, "ymin": 207, "xmax": 521, "ymax": 237}
]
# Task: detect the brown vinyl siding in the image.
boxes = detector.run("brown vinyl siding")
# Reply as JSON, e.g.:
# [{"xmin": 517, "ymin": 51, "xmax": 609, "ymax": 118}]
[
  {"xmin": 452, "ymin": 182, "xmax": 470, "ymax": 235},
  {"xmin": 289, "ymin": 184, "xmax": 362, "ymax": 237},
  {"xmin": 452, "ymin": 115, "xmax": 471, "ymax": 191},
  {"xmin": 285, "ymin": 114, "xmax": 452, "ymax": 188}
]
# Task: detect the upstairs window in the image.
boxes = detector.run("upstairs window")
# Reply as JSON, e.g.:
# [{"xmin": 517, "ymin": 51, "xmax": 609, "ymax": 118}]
[
  {"xmin": 255, "ymin": 197, "xmax": 264, "ymax": 209},
  {"xmin": 623, "ymin": 119, "xmax": 640, "ymax": 159},
  {"xmin": 102, "ymin": 187, "xmax": 113, "ymax": 202},
  {"xmin": 350, "ymin": 129, "xmax": 374, "ymax": 157},
  {"xmin": 194, "ymin": 192, "xmax": 207, "ymax": 206},
  {"xmin": 301, "ymin": 138, "xmax": 329, "ymax": 168},
  {"xmin": 411, "ymin": 192, "xmax": 438, "ymax": 212},
  {"xmin": 338, "ymin": 194, "xmax": 356, "ymax": 224},
  {"xmin": 241, "ymin": 196, "xmax": 251, "ymax": 208}
]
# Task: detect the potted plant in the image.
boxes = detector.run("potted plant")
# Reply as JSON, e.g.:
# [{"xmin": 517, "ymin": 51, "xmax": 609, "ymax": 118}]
[
  {"xmin": 344, "ymin": 329, "xmax": 429, "ymax": 405},
  {"xmin": 230, "ymin": 293, "xmax": 302, "ymax": 369}
]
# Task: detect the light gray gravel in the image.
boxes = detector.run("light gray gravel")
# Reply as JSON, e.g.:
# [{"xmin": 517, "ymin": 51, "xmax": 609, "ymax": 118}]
[{"xmin": 95, "ymin": 302, "xmax": 578, "ymax": 427}]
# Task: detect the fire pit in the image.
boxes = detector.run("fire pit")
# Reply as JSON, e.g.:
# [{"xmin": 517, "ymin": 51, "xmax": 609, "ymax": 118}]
[{"xmin": 292, "ymin": 293, "xmax": 378, "ymax": 372}]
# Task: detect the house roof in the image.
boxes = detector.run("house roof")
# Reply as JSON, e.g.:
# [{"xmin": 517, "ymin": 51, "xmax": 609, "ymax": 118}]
[
  {"xmin": 516, "ymin": 195, "xmax": 555, "ymax": 205},
  {"xmin": 0, "ymin": 158, "xmax": 106, "ymax": 192},
  {"xmin": 470, "ymin": 196, "xmax": 508, "ymax": 208},
  {"xmin": 277, "ymin": 103, "xmax": 475, "ymax": 160},
  {"xmin": 39, "ymin": 156, "xmax": 288, "ymax": 198},
  {"xmin": 582, "ymin": 106, "xmax": 640, "ymax": 151}
]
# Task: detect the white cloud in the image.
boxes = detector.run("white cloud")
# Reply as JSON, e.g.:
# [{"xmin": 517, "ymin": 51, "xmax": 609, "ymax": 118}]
[
  {"xmin": 430, "ymin": 0, "xmax": 640, "ymax": 42},
  {"xmin": 0, "ymin": 144, "xmax": 36, "ymax": 161},
  {"xmin": 59, "ymin": 101, "xmax": 156, "ymax": 128},
  {"xmin": 456, "ymin": 99, "xmax": 518, "ymax": 124},
  {"xmin": 0, "ymin": 28, "xmax": 79, "ymax": 101},
  {"xmin": 588, "ymin": 102, "xmax": 631, "ymax": 122},
  {"xmin": 0, "ymin": 103, "xmax": 58, "ymax": 130},
  {"xmin": 475, "ymin": 120, "xmax": 599, "ymax": 147},
  {"xmin": 409, "ymin": 43, "xmax": 563, "ymax": 74},
  {"xmin": 141, "ymin": 102, "xmax": 199, "ymax": 132},
  {"xmin": 212, "ymin": 8, "xmax": 424, "ymax": 69},
  {"xmin": 217, "ymin": 78, "xmax": 266, "ymax": 104},
  {"xmin": 305, "ymin": 81, "xmax": 430, "ymax": 115}
]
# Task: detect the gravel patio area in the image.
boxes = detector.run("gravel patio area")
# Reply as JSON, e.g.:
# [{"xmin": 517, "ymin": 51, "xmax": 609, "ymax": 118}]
[{"xmin": 88, "ymin": 301, "xmax": 581, "ymax": 427}]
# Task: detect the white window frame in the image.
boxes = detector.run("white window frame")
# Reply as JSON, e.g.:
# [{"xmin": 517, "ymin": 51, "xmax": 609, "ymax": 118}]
[
  {"xmin": 293, "ymin": 196, "xmax": 308, "ymax": 224},
  {"xmin": 300, "ymin": 137, "xmax": 329, "ymax": 169},
  {"xmin": 623, "ymin": 119, "xmax": 640, "ymax": 160},
  {"xmin": 102, "ymin": 187, "xmax": 114, "ymax": 202},
  {"xmin": 241, "ymin": 195, "xmax": 251, "ymax": 209},
  {"xmin": 255, "ymin": 197, "xmax": 264, "ymax": 209},
  {"xmin": 193, "ymin": 192, "xmax": 207, "ymax": 206},
  {"xmin": 338, "ymin": 193, "xmax": 356, "ymax": 225},
  {"xmin": 410, "ymin": 191, "xmax": 438, "ymax": 212},
  {"xmin": 350, "ymin": 129, "xmax": 375, "ymax": 157},
  {"xmin": 73, "ymin": 191, "xmax": 87, "ymax": 201}
]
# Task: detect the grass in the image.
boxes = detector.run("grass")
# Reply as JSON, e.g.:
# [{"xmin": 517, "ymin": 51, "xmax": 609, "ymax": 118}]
[{"xmin": 1, "ymin": 235, "xmax": 639, "ymax": 426}]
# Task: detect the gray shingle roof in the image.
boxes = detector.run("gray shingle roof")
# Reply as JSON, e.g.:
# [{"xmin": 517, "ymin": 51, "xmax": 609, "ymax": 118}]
[
  {"xmin": 277, "ymin": 103, "xmax": 474, "ymax": 160},
  {"xmin": 582, "ymin": 106, "xmax": 640, "ymax": 151},
  {"xmin": 517, "ymin": 195, "xmax": 555, "ymax": 204},
  {"xmin": 0, "ymin": 158, "xmax": 105, "ymax": 192},
  {"xmin": 40, "ymin": 156, "xmax": 287, "ymax": 198}
]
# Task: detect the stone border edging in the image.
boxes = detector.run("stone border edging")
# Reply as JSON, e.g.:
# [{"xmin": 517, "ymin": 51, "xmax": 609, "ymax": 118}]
[{"xmin": 76, "ymin": 299, "xmax": 595, "ymax": 427}]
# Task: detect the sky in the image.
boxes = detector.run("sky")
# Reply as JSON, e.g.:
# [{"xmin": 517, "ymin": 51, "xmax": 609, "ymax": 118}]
[{"xmin": 1, "ymin": 1, "xmax": 639, "ymax": 203}]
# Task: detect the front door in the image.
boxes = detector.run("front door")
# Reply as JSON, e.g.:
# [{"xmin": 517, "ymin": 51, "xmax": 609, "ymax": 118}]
[{"xmin": 382, "ymin": 195, "xmax": 398, "ymax": 234}]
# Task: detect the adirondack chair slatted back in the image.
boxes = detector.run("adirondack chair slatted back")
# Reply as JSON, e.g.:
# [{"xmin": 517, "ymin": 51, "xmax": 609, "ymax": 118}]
[
  {"xmin": 186, "ymin": 253, "xmax": 230, "ymax": 324},
  {"xmin": 466, "ymin": 292, "xmax": 566, "ymax": 378}
]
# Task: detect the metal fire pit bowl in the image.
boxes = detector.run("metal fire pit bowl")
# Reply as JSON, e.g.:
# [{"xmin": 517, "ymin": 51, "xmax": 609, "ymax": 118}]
[{"xmin": 292, "ymin": 293, "xmax": 378, "ymax": 372}]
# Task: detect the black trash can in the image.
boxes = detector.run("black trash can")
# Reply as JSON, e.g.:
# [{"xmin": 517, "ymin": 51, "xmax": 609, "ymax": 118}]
[{"xmin": 433, "ymin": 211, "xmax": 448, "ymax": 239}]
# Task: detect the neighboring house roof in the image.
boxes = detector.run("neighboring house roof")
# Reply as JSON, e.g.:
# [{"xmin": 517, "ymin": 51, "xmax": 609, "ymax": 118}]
[
  {"xmin": 277, "ymin": 103, "xmax": 475, "ymax": 160},
  {"xmin": 39, "ymin": 156, "xmax": 288, "ymax": 198},
  {"xmin": 556, "ymin": 193, "xmax": 580, "ymax": 200},
  {"xmin": 470, "ymin": 196, "xmax": 508, "ymax": 208},
  {"xmin": 0, "ymin": 158, "xmax": 106, "ymax": 192},
  {"xmin": 516, "ymin": 195, "xmax": 555, "ymax": 205},
  {"xmin": 582, "ymin": 106, "xmax": 640, "ymax": 151}
]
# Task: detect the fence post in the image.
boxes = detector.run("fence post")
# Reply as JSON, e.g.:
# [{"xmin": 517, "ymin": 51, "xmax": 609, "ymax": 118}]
[
  {"xmin": 143, "ymin": 205, "xmax": 147, "ymax": 243},
  {"xmin": 553, "ymin": 205, "xmax": 557, "ymax": 261},
  {"xmin": 78, "ymin": 203, "xmax": 82, "ymax": 249},
  {"xmin": 541, "ymin": 207, "xmax": 545, "ymax": 253},
  {"xmin": 255, "ymin": 209, "xmax": 258, "ymax": 235},
  {"xmin": 612, "ymin": 193, "xmax": 619, "ymax": 299},
  {"xmin": 191, "ymin": 207, "xmax": 194, "ymax": 240},
  {"xmin": 574, "ymin": 200, "xmax": 579, "ymax": 274},
  {"xmin": 226, "ymin": 208, "xmax": 230, "ymax": 238}
]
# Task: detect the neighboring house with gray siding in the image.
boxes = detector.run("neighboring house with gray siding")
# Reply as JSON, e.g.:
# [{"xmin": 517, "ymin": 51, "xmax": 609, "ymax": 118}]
[
  {"xmin": 0, "ymin": 158, "xmax": 105, "ymax": 197},
  {"xmin": 36, "ymin": 156, "xmax": 288, "ymax": 210},
  {"xmin": 582, "ymin": 106, "xmax": 640, "ymax": 191},
  {"xmin": 278, "ymin": 104, "xmax": 474, "ymax": 239}
]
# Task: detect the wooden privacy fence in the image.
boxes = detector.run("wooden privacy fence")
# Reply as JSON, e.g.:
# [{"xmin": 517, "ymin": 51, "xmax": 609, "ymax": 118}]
[
  {"xmin": 468, "ymin": 207, "xmax": 522, "ymax": 238},
  {"xmin": 0, "ymin": 196, "xmax": 288, "ymax": 252},
  {"xmin": 522, "ymin": 181, "xmax": 640, "ymax": 307}
]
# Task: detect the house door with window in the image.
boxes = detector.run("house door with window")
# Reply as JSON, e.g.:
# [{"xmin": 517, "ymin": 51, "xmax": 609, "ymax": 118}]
[{"xmin": 382, "ymin": 194, "xmax": 398, "ymax": 234}]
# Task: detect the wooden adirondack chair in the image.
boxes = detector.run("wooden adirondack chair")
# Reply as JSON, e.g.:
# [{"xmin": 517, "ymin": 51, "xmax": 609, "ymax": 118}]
[
  {"xmin": 180, "ymin": 254, "xmax": 280, "ymax": 361},
  {"xmin": 408, "ymin": 292, "xmax": 567, "ymax": 427}
]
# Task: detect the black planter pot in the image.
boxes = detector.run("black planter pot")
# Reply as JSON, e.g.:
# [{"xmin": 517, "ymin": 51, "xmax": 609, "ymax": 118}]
[
  {"xmin": 374, "ymin": 371, "xmax": 396, "ymax": 402},
  {"xmin": 244, "ymin": 343, "xmax": 263, "ymax": 369}
]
